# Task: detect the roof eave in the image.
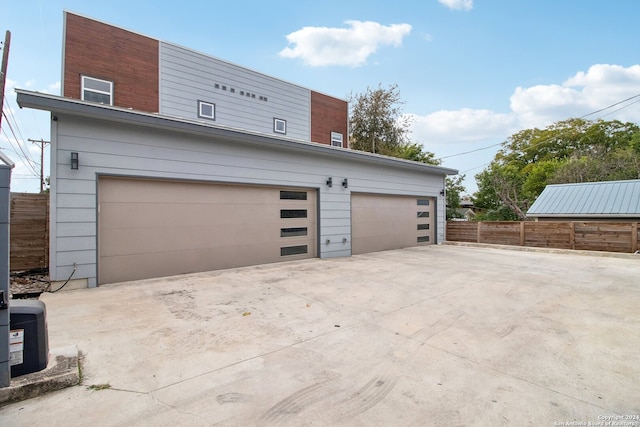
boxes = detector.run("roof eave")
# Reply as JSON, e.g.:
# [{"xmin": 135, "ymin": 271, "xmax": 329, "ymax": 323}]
[{"xmin": 16, "ymin": 89, "xmax": 459, "ymax": 176}]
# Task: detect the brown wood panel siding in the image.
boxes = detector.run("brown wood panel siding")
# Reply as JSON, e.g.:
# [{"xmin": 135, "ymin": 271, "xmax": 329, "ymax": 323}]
[
  {"xmin": 63, "ymin": 13, "xmax": 159, "ymax": 112},
  {"xmin": 446, "ymin": 221, "xmax": 478, "ymax": 242},
  {"xmin": 10, "ymin": 193, "xmax": 49, "ymax": 271},
  {"xmin": 310, "ymin": 91, "xmax": 348, "ymax": 146},
  {"xmin": 446, "ymin": 221, "xmax": 639, "ymax": 253}
]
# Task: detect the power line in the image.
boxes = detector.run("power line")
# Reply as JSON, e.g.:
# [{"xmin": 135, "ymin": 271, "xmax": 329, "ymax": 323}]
[
  {"xmin": 438, "ymin": 142, "xmax": 503, "ymax": 160},
  {"xmin": 28, "ymin": 138, "xmax": 49, "ymax": 192},
  {"xmin": 435, "ymin": 92, "xmax": 640, "ymax": 162},
  {"xmin": 3, "ymin": 101, "xmax": 36, "ymax": 166},
  {"xmin": 1, "ymin": 111, "xmax": 40, "ymax": 177},
  {"xmin": 579, "ymin": 93, "xmax": 640, "ymax": 119}
]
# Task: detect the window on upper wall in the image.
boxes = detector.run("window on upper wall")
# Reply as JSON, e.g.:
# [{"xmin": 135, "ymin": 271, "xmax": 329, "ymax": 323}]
[
  {"xmin": 331, "ymin": 132, "xmax": 343, "ymax": 147},
  {"xmin": 198, "ymin": 100, "xmax": 215, "ymax": 120},
  {"xmin": 81, "ymin": 76, "xmax": 113, "ymax": 105},
  {"xmin": 274, "ymin": 118, "xmax": 287, "ymax": 134}
]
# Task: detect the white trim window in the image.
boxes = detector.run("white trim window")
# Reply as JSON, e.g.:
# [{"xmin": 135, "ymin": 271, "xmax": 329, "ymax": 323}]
[
  {"xmin": 331, "ymin": 132, "xmax": 343, "ymax": 147},
  {"xmin": 198, "ymin": 100, "xmax": 216, "ymax": 120},
  {"xmin": 81, "ymin": 76, "xmax": 113, "ymax": 105},
  {"xmin": 274, "ymin": 118, "xmax": 287, "ymax": 134}
]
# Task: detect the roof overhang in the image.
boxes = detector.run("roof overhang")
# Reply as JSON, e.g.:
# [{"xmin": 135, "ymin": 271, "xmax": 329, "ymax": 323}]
[
  {"xmin": 16, "ymin": 89, "xmax": 459, "ymax": 176},
  {"xmin": 0, "ymin": 151, "xmax": 15, "ymax": 168},
  {"xmin": 527, "ymin": 213, "xmax": 640, "ymax": 219}
]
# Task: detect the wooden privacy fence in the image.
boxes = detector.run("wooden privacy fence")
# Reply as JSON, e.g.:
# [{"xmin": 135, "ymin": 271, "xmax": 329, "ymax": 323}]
[
  {"xmin": 446, "ymin": 221, "xmax": 640, "ymax": 254},
  {"xmin": 10, "ymin": 193, "xmax": 49, "ymax": 271}
]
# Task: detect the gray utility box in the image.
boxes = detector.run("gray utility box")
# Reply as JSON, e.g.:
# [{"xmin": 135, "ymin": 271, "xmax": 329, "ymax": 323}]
[{"xmin": 10, "ymin": 300, "xmax": 49, "ymax": 378}]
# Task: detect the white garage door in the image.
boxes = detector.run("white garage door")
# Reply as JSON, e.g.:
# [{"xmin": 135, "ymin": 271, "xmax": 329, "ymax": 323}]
[
  {"xmin": 351, "ymin": 193, "xmax": 434, "ymax": 255},
  {"xmin": 98, "ymin": 177, "xmax": 316, "ymax": 284}
]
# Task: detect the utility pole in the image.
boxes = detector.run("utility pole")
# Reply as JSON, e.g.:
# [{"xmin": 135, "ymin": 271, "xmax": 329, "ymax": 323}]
[
  {"xmin": 28, "ymin": 139, "xmax": 49, "ymax": 193},
  {"xmin": 0, "ymin": 31, "xmax": 11, "ymax": 131}
]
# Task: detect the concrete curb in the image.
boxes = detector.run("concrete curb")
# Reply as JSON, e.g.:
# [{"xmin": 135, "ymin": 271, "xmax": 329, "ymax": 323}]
[
  {"xmin": 444, "ymin": 240, "xmax": 640, "ymax": 259},
  {"xmin": 0, "ymin": 346, "xmax": 80, "ymax": 406}
]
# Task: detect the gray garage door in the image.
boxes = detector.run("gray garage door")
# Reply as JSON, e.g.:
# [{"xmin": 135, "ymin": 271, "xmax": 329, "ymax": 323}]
[
  {"xmin": 351, "ymin": 193, "xmax": 434, "ymax": 255},
  {"xmin": 98, "ymin": 177, "xmax": 316, "ymax": 284}
]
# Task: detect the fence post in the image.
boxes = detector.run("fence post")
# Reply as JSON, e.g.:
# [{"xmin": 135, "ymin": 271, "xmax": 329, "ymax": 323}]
[
  {"xmin": 477, "ymin": 221, "xmax": 482, "ymax": 243},
  {"xmin": 632, "ymin": 222, "xmax": 638, "ymax": 253},
  {"xmin": 570, "ymin": 222, "xmax": 576, "ymax": 250},
  {"xmin": 519, "ymin": 221, "xmax": 525, "ymax": 246}
]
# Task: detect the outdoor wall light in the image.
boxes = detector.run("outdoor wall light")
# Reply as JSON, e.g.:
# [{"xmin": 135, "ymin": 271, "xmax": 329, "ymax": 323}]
[
  {"xmin": 326, "ymin": 177, "xmax": 333, "ymax": 187},
  {"xmin": 70, "ymin": 152, "xmax": 79, "ymax": 170},
  {"xmin": 440, "ymin": 189, "xmax": 445, "ymax": 196},
  {"xmin": 342, "ymin": 178, "xmax": 348, "ymax": 188}
]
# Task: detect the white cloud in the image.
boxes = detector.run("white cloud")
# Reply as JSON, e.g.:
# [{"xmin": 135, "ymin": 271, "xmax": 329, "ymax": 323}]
[
  {"xmin": 44, "ymin": 81, "xmax": 61, "ymax": 95},
  {"xmin": 408, "ymin": 109, "xmax": 517, "ymax": 146},
  {"xmin": 279, "ymin": 20, "xmax": 412, "ymax": 67},
  {"xmin": 438, "ymin": 0, "xmax": 473, "ymax": 11},
  {"xmin": 410, "ymin": 64, "xmax": 640, "ymax": 149},
  {"xmin": 511, "ymin": 64, "xmax": 640, "ymax": 128}
]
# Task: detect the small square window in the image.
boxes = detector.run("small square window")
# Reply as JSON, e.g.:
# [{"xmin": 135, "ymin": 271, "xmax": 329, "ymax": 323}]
[
  {"xmin": 215, "ymin": 84, "xmax": 220, "ymax": 89},
  {"xmin": 230, "ymin": 88, "xmax": 235, "ymax": 93},
  {"xmin": 274, "ymin": 118, "xmax": 287, "ymax": 134},
  {"xmin": 81, "ymin": 76, "xmax": 113, "ymax": 105},
  {"xmin": 198, "ymin": 100, "xmax": 215, "ymax": 120},
  {"xmin": 240, "ymin": 91, "xmax": 245, "ymax": 96},
  {"xmin": 331, "ymin": 132, "xmax": 343, "ymax": 147}
]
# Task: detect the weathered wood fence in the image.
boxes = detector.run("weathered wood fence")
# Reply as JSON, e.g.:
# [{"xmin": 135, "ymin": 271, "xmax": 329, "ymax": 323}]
[
  {"xmin": 10, "ymin": 193, "xmax": 49, "ymax": 271},
  {"xmin": 446, "ymin": 221, "xmax": 639, "ymax": 254}
]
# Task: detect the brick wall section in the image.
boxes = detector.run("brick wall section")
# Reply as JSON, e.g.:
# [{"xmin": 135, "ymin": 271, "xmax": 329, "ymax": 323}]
[
  {"xmin": 63, "ymin": 13, "xmax": 159, "ymax": 113},
  {"xmin": 311, "ymin": 91, "xmax": 348, "ymax": 147}
]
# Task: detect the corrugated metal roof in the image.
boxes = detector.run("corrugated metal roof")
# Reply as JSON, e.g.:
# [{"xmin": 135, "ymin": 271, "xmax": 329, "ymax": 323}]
[{"xmin": 527, "ymin": 179, "xmax": 640, "ymax": 218}]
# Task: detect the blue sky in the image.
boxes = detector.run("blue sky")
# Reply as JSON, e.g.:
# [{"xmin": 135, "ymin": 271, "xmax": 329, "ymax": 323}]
[{"xmin": 2, "ymin": 0, "xmax": 640, "ymax": 193}]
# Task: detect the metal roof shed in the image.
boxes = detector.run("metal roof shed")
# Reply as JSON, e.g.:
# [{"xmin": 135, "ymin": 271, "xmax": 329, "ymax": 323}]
[{"xmin": 527, "ymin": 180, "xmax": 640, "ymax": 221}]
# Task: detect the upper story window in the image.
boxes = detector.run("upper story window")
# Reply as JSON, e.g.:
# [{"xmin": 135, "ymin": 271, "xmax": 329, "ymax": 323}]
[
  {"xmin": 331, "ymin": 132, "xmax": 343, "ymax": 147},
  {"xmin": 198, "ymin": 100, "xmax": 216, "ymax": 120},
  {"xmin": 274, "ymin": 118, "xmax": 287, "ymax": 135},
  {"xmin": 81, "ymin": 76, "xmax": 113, "ymax": 105}
]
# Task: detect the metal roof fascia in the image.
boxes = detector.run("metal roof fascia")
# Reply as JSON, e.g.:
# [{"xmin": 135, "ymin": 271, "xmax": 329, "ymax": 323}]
[
  {"xmin": 16, "ymin": 89, "xmax": 459, "ymax": 176},
  {"xmin": 0, "ymin": 151, "xmax": 15, "ymax": 168}
]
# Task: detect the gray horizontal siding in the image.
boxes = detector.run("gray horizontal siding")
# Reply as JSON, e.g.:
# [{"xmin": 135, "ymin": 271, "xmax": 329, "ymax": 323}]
[
  {"xmin": 51, "ymin": 114, "xmax": 447, "ymax": 285},
  {"xmin": 160, "ymin": 42, "xmax": 310, "ymax": 141}
]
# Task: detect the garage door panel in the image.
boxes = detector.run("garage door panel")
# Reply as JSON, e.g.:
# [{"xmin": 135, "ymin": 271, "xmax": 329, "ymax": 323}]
[
  {"xmin": 352, "ymin": 193, "xmax": 434, "ymax": 255},
  {"xmin": 98, "ymin": 177, "xmax": 316, "ymax": 284}
]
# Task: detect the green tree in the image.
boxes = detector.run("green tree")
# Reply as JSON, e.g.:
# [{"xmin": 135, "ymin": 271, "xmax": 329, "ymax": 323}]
[
  {"xmin": 349, "ymin": 84, "xmax": 411, "ymax": 156},
  {"xmin": 473, "ymin": 118, "xmax": 640, "ymax": 221},
  {"xmin": 445, "ymin": 175, "xmax": 466, "ymax": 220},
  {"xmin": 348, "ymin": 83, "xmax": 466, "ymax": 208}
]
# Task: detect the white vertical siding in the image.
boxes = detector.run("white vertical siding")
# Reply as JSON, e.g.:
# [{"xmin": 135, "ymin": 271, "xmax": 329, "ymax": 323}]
[
  {"xmin": 159, "ymin": 42, "xmax": 311, "ymax": 141},
  {"xmin": 51, "ymin": 114, "xmax": 447, "ymax": 287}
]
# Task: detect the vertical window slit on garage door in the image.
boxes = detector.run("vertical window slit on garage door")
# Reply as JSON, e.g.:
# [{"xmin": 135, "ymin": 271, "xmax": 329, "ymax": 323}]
[
  {"xmin": 417, "ymin": 223, "xmax": 430, "ymax": 230},
  {"xmin": 281, "ymin": 209, "xmax": 307, "ymax": 218},
  {"xmin": 281, "ymin": 227, "xmax": 308, "ymax": 237},
  {"xmin": 280, "ymin": 190, "xmax": 307, "ymax": 200},
  {"xmin": 280, "ymin": 245, "xmax": 308, "ymax": 256},
  {"xmin": 417, "ymin": 199, "xmax": 430, "ymax": 206},
  {"xmin": 417, "ymin": 236, "xmax": 430, "ymax": 243},
  {"xmin": 417, "ymin": 211, "xmax": 430, "ymax": 218}
]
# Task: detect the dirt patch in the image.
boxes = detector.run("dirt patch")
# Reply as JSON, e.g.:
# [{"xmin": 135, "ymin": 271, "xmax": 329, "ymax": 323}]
[{"xmin": 10, "ymin": 269, "xmax": 50, "ymax": 298}]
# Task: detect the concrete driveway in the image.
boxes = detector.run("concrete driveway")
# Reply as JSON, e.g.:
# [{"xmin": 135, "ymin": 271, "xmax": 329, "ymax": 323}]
[{"xmin": 1, "ymin": 244, "xmax": 639, "ymax": 426}]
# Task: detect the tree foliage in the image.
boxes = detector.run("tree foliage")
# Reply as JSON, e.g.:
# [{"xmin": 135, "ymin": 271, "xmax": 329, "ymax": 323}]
[
  {"xmin": 349, "ymin": 84, "xmax": 412, "ymax": 156},
  {"xmin": 473, "ymin": 118, "xmax": 640, "ymax": 221},
  {"xmin": 445, "ymin": 175, "xmax": 466, "ymax": 220},
  {"xmin": 348, "ymin": 83, "xmax": 467, "ymax": 208}
]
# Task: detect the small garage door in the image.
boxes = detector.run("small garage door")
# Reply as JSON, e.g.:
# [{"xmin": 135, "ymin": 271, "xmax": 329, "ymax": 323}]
[
  {"xmin": 98, "ymin": 177, "xmax": 316, "ymax": 284},
  {"xmin": 351, "ymin": 193, "xmax": 434, "ymax": 255}
]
